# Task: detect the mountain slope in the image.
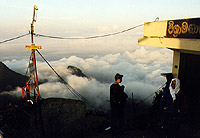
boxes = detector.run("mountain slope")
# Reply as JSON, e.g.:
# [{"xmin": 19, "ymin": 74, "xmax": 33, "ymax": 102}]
[{"xmin": 0, "ymin": 61, "xmax": 28, "ymax": 92}]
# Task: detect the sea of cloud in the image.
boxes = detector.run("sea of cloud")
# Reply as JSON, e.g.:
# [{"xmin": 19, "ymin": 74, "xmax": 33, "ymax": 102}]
[{"xmin": 3, "ymin": 46, "xmax": 173, "ymax": 110}]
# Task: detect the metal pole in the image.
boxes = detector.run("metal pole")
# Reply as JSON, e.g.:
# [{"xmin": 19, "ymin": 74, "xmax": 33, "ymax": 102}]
[{"xmin": 30, "ymin": 5, "xmax": 39, "ymax": 101}]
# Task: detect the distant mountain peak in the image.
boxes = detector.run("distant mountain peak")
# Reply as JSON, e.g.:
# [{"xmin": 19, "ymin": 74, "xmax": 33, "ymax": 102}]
[{"xmin": 67, "ymin": 65, "xmax": 88, "ymax": 78}]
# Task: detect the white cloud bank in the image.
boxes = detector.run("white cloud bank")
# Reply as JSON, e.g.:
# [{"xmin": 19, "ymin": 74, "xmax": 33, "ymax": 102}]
[{"xmin": 3, "ymin": 46, "xmax": 173, "ymax": 110}]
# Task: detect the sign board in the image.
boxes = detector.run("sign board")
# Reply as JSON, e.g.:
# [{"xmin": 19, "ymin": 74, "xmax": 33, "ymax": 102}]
[
  {"xmin": 25, "ymin": 45, "xmax": 42, "ymax": 49},
  {"xmin": 166, "ymin": 18, "xmax": 200, "ymax": 39}
]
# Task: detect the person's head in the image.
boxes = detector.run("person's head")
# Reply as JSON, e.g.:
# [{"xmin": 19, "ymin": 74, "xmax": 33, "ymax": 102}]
[
  {"xmin": 170, "ymin": 78, "xmax": 180, "ymax": 90},
  {"xmin": 161, "ymin": 73, "xmax": 173, "ymax": 87},
  {"xmin": 166, "ymin": 73, "xmax": 173, "ymax": 84},
  {"xmin": 115, "ymin": 73, "xmax": 123, "ymax": 83},
  {"xmin": 171, "ymin": 79, "xmax": 176, "ymax": 89}
]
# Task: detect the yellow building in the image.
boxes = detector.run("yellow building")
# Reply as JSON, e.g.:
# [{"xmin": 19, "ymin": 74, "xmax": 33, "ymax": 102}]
[{"xmin": 138, "ymin": 17, "xmax": 200, "ymax": 120}]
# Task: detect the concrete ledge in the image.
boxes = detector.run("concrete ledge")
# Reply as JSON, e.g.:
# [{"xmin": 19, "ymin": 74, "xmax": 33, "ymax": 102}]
[{"xmin": 40, "ymin": 98, "xmax": 86, "ymax": 137}]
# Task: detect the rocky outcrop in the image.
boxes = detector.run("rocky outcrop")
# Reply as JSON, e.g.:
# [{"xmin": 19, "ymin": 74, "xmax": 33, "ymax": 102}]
[{"xmin": 67, "ymin": 65, "xmax": 88, "ymax": 78}]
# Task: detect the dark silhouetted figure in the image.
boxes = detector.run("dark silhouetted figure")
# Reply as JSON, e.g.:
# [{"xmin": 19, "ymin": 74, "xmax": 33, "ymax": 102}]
[
  {"xmin": 160, "ymin": 78, "xmax": 185, "ymax": 138},
  {"xmin": 110, "ymin": 73, "xmax": 128, "ymax": 137}
]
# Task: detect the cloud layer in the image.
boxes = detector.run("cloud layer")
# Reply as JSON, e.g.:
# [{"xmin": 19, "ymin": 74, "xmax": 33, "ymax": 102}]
[{"xmin": 3, "ymin": 46, "xmax": 173, "ymax": 110}]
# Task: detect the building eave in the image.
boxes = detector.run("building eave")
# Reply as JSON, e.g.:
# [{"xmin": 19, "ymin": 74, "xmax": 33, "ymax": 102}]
[
  {"xmin": 138, "ymin": 17, "xmax": 200, "ymax": 54},
  {"xmin": 138, "ymin": 37, "xmax": 200, "ymax": 53}
]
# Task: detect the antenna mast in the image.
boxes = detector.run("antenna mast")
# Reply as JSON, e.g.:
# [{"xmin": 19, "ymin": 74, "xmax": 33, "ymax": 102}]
[{"xmin": 23, "ymin": 5, "xmax": 42, "ymax": 103}]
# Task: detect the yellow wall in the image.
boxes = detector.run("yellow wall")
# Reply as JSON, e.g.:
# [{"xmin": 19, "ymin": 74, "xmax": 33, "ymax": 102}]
[{"xmin": 172, "ymin": 50, "xmax": 180, "ymax": 78}]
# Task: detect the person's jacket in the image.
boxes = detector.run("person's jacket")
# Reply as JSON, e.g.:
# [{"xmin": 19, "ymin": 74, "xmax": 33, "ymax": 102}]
[
  {"xmin": 110, "ymin": 82, "xmax": 128, "ymax": 108},
  {"xmin": 160, "ymin": 87, "xmax": 185, "ymax": 113}
]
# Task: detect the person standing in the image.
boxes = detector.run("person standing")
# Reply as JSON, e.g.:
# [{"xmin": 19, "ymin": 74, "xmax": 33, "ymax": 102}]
[
  {"xmin": 110, "ymin": 73, "xmax": 128, "ymax": 137},
  {"xmin": 160, "ymin": 78, "xmax": 185, "ymax": 138}
]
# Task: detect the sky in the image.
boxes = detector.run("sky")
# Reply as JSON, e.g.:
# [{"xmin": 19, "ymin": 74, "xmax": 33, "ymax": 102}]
[
  {"xmin": 0, "ymin": 0, "xmax": 199, "ymax": 110},
  {"xmin": 0, "ymin": 0, "xmax": 199, "ymax": 59}
]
